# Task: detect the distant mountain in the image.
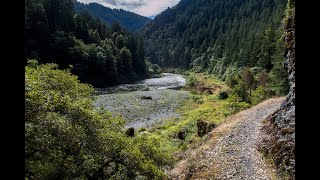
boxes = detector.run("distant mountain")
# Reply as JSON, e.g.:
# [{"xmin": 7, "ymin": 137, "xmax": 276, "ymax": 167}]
[
  {"xmin": 74, "ymin": 1, "xmax": 151, "ymax": 32},
  {"xmin": 148, "ymin": 15, "xmax": 156, "ymax": 20}
]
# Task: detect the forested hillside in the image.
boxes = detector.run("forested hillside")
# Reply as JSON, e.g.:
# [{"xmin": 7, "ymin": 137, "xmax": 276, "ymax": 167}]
[
  {"xmin": 25, "ymin": 0, "xmax": 148, "ymax": 87},
  {"xmin": 143, "ymin": 0, "xmax": 288, "ymax": 94},
  {"xmin": 74, "ymin": 1, "xmax": 151, "ymax": 32},
  {"xmin": 25, "ymin": 0, "xmax": 294, "ymax": 179}
]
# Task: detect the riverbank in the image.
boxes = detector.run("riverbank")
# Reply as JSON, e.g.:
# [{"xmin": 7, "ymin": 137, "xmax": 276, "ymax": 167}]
[
  {"xmin": 95, "ymin": 89, "xmax": 190, "ymax": 129},
  {"xmin": 94, "ymin": 73, "xmax": 191, "ymax": 129}
]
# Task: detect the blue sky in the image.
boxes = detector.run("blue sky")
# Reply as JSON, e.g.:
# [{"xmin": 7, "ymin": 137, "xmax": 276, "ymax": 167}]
[{"xmin": 77, "ymin": 0, "xmax": 181, "ymax": 17}]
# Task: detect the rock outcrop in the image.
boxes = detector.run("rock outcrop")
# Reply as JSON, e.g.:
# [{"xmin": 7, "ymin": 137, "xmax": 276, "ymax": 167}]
[{"xmin": 260, "ymin": 0, "xmax": 295, "ymax": 179}]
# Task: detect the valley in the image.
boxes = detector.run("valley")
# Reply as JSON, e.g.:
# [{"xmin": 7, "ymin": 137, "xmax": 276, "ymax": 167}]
[{"xmin": 24, "ymin": 0, "xmax": 295, "ymax": 179}]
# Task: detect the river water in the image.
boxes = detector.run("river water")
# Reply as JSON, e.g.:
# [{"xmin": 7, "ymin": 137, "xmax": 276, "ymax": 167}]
[
  {"xmin": 139, "ymin": 73, "xmax": 186, "ymax": 90},
  {"xmin": 94, "ymin": 73, "xmax": 190, "ymax": 129}
]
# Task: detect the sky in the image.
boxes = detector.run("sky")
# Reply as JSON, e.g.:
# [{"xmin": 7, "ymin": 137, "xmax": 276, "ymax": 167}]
[{"xmin": 77, "ymin": 0, "xmax": 181, "ymax": 18}]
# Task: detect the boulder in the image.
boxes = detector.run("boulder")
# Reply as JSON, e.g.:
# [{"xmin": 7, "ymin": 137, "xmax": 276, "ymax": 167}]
[{"xmin": 197, "ymin": 120, "xmax": 216, "ymax": 137}]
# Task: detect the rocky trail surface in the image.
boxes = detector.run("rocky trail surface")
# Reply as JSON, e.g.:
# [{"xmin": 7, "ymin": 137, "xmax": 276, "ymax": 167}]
[{"xmin": 168, "ymin": 97, "xmax": 285, "ymax": 180}]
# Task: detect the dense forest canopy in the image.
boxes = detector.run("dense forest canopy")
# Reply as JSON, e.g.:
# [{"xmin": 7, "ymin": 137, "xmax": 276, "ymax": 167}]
[
  {"xmin": 74, "ymin": 1, "xmax": 151, "ymax": 32},
  {"xmin": 143, "ymin": 0, "xmax": 288, "ymax": 95},
  {"xmin": 25, "ymin": 0, "xmax": 149, "ymax": 87}
]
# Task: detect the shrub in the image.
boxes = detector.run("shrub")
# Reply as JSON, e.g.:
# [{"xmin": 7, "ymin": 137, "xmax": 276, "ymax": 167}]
[
  {"xmin": 226, "ymin": 75, "xmax": 240, "ymax": 88},
  {"xmin": 218, "ymin": 91, "xmax": 229, "ymax": 100},
  {"xmin": 152, "ymin": 64, "xmax": 162, "ymax": 74},
  {"xmin": 241, "ymin": 67, "xmax": 256, "ymax": 96},
  {"xmin": 231, "ymin": 81, "xmax": 250, "ymax": 103},
  {"xmin": 25, "ymin": 60, "xmax": 172, "ymax": 179},
  {"xmin": 186, "ymin": 74, "xmax": 198, "ymax": 87},
  {"xmin": 257, "ymin": 70, "xmax": 270, "ymax": 87},
  {"xmin": 250, "ymin": 85, "xmax": 268, "ymax": 105},
  {"xmin": 225, "ymin": 94, "xmax": 251, "ymax": 114}
]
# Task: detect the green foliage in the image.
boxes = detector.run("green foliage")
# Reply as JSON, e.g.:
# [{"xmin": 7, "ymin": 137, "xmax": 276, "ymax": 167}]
[
  {"xmin": 218, "ymin": 91, "xmax": 229, "ymax": 100},
  {"xmin": 143, "ymin": 0, "xmax": 288, "ymax": 98},
  {"xmin": 231, "ymin": 81, "xmax": 250, "ymax": 103},
  {"xmin": 240, "ymin": 67, "xmax": 256, "ymax": 96},
  {"xmin": 226, "ymin": 75, "xmax": 240, "ymax": 88},
  {"xmin": 257, "ymin": 70, "xmax": 271, "ymax": 88},
  {"xmin": 192, "ymin": 95, "xmax": 204, "ymax": 104},
  {"xmin": 269, "ymin": 40, "xmax": 289, "ymax": 96},
  {"xmin": 225, "ymin": 93, "xmax": 251, "ymax": 114},
  {"xmin": 228, "ymin": 68, "xmax": 277, "ymax": 105},
  {"xmin": 115, "ymin": 34, "xmax": 126, "ymax": 49},
  {"xmin": 25, "ymin": 61, "xmax": 173, "ymax": 179},
  {"xmin": 25, "ymin": 0, "xmax": 148, "ymax": 87},
  {"xmin": 146, "ymin": 73, "xmax": 252, "ymax": 152},
  {"xmin": 144, "ymin": 0, "xmax": 287, "ymax": 70},
  {"xmin": 119, "ymin": 47, "xmax": 134, "ymax": 77},
  {"xmin": 88, "ymin": 28, "xmax": 101, "ymax": 44},
  {"xmin": 152, "ymin": 64, "xmax": 162, "ymax": 74},
  {"xmin": 250, "ymin": 85, "xmax": 268, "ymax": 105},
  {"xmin": 145, "ymin": 60, "xmax": 162, "ymax": 76},
  {"xmin": 186, "ymin": 74, "xmax": 198, "ymax": 87}
]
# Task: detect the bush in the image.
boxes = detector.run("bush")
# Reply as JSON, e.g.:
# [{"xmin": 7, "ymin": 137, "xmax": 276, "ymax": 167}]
[
  {"xmin": 25, "ymin": 60, "xmax": 172, "ymax": 179},
  {"xmin": 226, "ymin": 75, "xmax": 240, "ymax": 88},
  {"xmin": 240, "ymin": 67, "xmax": 256, "ymax": 96},
  {"xmin": 152, "ymin": 64, "xmax": 162, "ymax": 74},
  {"xmin": 250, "ymin": 85, "xmax": 268, "ymax": 105},
  {"xmin": 225, "ymin": 94, "xmax": 251, "ymax": 114},
  {"xmin": 231, "ymin": 81, "xmax": 250, "ymax": 103},
  {"xmin": 186, "ymin": 74, "xmax": 198, "ymax": 87},
  {"xmin": 218, "ymin": 91, "xmax": 229, "ymax": 100},
  {"xmin": 257, "ymin": 70, "xmax": 270, "ymax": 87}
]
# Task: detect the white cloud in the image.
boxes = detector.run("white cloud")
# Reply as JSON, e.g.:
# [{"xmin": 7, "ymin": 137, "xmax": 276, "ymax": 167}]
[{"xmin": 78, "ymin": 0, "xmax": 181, "ymax": 17}]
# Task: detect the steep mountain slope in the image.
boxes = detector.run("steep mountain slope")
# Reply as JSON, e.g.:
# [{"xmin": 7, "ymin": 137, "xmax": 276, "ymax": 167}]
[
  {"xmin": 25, "ymin": 0, "xmax": 148, "ymax": 87},
  {"xmin": 74, "ymin": 1, "xmax": 151, "ymax": 32},
  {"xmin": 143, "ymin": 0, "xmax": 287, "ymax": 77},
  {"xmin": 260, "ymin": 0, "xmax": 295, "ymax": 179}
]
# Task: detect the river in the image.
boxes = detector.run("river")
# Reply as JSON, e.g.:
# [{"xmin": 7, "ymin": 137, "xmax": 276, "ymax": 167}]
[{"xmin": 94, "ymin": 73, "xmax": 190, "ymax": 129}]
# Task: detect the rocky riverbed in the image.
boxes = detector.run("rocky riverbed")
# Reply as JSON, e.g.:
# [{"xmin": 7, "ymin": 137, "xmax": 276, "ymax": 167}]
[{"xmin": 94, "ymin": 73, "xmax": 191, "ymax": 129}]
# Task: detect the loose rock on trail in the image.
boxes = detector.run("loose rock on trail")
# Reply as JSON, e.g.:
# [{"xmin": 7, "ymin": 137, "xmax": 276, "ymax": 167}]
[{"xmin": 168, "ymin": 97, "xmax": 285, "ymax": 180}]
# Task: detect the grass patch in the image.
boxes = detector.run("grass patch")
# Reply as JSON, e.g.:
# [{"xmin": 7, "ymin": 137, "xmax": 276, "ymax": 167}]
[
  {"xmin": 135, "ymin": 72, "xmax": 273, "ymax": 168},
  {"xmin": 136, "ymin": 73, "xmax": 251, "ymax": 154}
]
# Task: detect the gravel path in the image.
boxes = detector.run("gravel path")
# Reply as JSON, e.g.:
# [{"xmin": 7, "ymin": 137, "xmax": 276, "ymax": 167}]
[{"xmin": 168, "ymin": 97, "xmax": 285, "ymax": 180}]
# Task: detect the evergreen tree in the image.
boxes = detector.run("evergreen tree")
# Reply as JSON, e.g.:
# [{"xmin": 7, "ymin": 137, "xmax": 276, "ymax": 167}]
[
  {"xmin": 25, "ymin": 0, "xmax": 148, "ymax": 87},
  {"xmin": 241, "ymin": 67, "xmax": 255, "ymax": 96}
]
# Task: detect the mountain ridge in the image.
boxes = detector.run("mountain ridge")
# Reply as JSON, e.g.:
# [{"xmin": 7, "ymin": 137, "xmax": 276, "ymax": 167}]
[{"xmin": 74, "ymin": 1, "xmax": 151, "ymax": 32}]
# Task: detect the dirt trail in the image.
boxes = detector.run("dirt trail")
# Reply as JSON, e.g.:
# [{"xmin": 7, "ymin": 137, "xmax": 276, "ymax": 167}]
[{"xmin": 167, "ymin": 97, "xmax": 285, "ymax": 180}]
